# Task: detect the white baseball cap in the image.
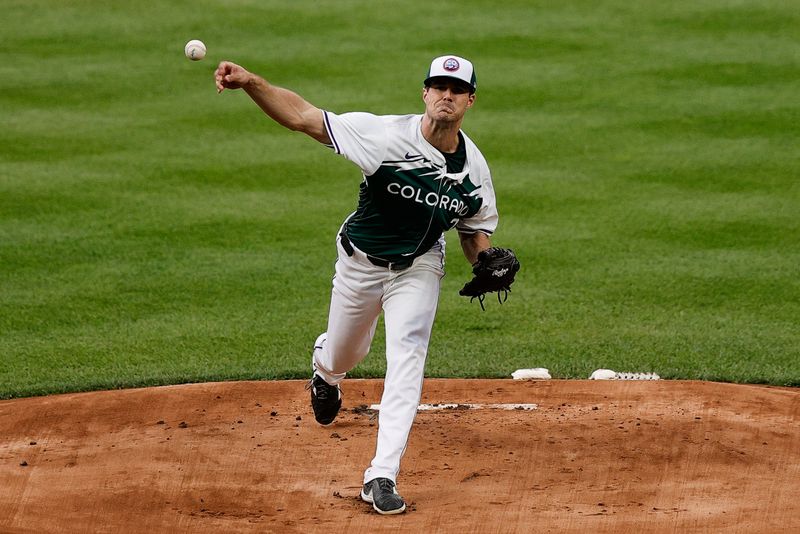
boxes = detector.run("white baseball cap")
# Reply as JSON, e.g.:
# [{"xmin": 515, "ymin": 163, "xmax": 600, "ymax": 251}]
[{"xmin": 424, "ymin": 55, "xmax": 477, "ymax": 92}]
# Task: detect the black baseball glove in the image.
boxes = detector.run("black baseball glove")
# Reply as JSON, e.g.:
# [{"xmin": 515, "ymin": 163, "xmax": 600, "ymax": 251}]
[{"xmin": 459, "ymin": 247, "xmax": 520, "ymax": 309}]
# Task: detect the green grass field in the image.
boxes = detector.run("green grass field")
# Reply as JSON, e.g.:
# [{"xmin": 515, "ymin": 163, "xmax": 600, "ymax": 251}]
[{"xmin": 2, "ymin": 0, "xmax": 798, "ymax": 398}]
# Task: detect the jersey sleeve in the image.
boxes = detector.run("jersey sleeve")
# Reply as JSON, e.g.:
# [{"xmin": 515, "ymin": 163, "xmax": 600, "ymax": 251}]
[
  {"xmin": 456, "ymin": 160, "xmax": 498, "ymax": 236},
  {"xmin": 322, "ymin": 111, "xmax": 388, "ymax": 176}
]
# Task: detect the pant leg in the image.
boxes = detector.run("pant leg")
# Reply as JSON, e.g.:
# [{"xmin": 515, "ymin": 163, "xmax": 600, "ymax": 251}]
[
  {"xmin": 314, "ymin": 238, "xmax": 384, "ymax": 385},
  {"xmin": 363, "ymin": 249, "xmax": 444, "ymax": 484}
]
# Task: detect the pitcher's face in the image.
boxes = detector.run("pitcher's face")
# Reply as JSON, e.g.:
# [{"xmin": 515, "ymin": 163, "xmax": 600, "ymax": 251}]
[{"xmin": 423, "ymin": 79, "xmax": 475, "ymax": 123}]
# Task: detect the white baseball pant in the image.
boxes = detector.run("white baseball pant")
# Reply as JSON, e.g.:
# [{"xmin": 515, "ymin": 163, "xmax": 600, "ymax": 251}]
[{"xmin": 313, "ymin": 234, "xmax": 445, "ymax": 484}]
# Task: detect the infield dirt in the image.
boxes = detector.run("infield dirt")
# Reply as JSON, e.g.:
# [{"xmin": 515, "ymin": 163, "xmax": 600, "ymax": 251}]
[{"xmin": 1, "ymin": 379, "xmax": 798, "ymax": 533}]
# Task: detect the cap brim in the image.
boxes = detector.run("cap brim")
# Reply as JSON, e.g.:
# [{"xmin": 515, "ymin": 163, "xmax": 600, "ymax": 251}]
[{"xmin": 423, "ymin": 75, "xmax": 475, "ymax": 92}]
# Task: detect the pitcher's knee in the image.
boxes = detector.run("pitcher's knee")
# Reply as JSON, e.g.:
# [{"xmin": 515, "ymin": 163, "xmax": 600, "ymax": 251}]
[{"xmin": 323, "ymin": 349, "xmax": 370, "ymax": 375}]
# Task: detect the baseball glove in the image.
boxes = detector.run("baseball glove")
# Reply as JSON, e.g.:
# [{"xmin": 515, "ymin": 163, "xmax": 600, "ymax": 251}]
[{"xmin": 459, "ymin": 247, "xmax": 520, "ymax": 310}]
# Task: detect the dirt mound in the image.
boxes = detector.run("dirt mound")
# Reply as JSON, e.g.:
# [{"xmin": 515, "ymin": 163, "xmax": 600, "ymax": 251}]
[{"xmin": 1, "ymin": 379, "xmax": 798, "ymax": 533}]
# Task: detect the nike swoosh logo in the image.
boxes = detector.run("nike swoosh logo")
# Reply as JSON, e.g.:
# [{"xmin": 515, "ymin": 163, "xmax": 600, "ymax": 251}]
[{"xmin": 405, "ymin": 152, "xmax": 424, "ymax": 160}]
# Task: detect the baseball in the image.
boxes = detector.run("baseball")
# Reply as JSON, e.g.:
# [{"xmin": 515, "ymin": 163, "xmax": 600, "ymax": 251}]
[{"xmin": 184, "ymin": 39, "xmax": 206, "ymax": 61}]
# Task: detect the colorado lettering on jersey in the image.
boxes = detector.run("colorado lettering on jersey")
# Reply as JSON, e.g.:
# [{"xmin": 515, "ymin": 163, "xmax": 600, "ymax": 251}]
[
  {"xmin": 386, "ymin": 182, "xmax": 470, "ymax": 216},
  {"xmin": 322, "ymin": 112, "xmax": 497, "ymax": 261}
]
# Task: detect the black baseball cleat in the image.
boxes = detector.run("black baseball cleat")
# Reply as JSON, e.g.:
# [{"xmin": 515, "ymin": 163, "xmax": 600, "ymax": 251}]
[
  {"xmin": 308, "ymin": 373, "xmax": 341, "ymax": 426},
  {"xmin": 360, "ymin": 478, "xmax": 406, "ymax": 515}
]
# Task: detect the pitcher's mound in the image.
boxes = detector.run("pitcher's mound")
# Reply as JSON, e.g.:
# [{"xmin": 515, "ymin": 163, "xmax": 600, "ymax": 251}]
[{"xmin": 1, "ymin": 379, "xmax": 798, "ymax": 533}]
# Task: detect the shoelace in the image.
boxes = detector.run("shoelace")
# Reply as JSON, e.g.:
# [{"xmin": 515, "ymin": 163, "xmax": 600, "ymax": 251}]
[
  {"xmin": 376, "ymin": 479, "xmax": 395, "ymax": 493},
  {"xmin": 306, "ymin": 376, "xmax": 338, "ymax": 401}
]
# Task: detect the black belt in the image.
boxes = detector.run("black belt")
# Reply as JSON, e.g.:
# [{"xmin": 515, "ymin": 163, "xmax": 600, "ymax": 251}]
[{"xmin": 339, "ymin": 231, "xmax": 413, "ymax": 271}]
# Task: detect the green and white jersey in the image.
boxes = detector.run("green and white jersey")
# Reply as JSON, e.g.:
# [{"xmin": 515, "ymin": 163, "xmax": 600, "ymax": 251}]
[{"xmin": 323, "ymin": 112, "xmax": 498, "ymax": 262}]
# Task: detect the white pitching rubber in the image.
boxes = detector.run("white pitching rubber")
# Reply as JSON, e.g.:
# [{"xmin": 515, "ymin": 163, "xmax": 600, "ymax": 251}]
[{"xmin": 369, "ymin": 403, "xmax": 538, "ymax": 411}]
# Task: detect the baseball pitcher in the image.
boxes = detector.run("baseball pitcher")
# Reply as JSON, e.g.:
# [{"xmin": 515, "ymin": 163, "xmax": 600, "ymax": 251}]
[{"xmin": 214, "ymin": 54, "xmax": 519, "ymax": 515}]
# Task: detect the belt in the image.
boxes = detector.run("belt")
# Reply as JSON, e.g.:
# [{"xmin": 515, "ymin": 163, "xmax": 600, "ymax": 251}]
[{"xmin": 339, "ymin": 231, "xmax": 413, "ymax": 271}]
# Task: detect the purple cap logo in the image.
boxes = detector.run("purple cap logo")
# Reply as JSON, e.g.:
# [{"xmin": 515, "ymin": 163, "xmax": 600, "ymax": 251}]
[{"xmin": 443, "ymin": 58, "xmax": 460, "ymax": 72}]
